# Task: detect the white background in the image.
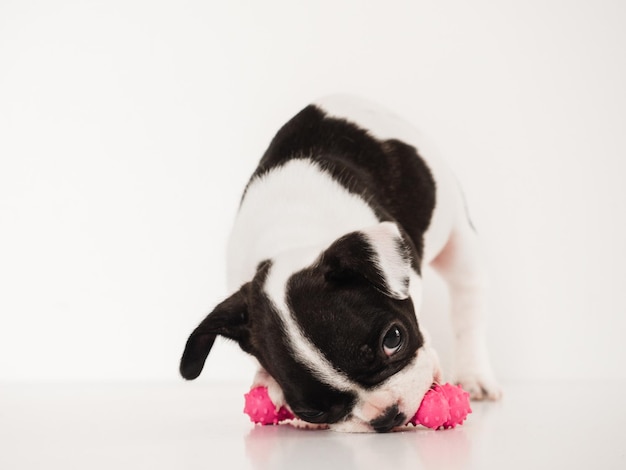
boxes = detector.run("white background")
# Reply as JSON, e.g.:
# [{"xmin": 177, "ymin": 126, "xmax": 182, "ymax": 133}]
[{"xmin": 1, "ymin": 0, "xmax": 625, "ymax": 383}]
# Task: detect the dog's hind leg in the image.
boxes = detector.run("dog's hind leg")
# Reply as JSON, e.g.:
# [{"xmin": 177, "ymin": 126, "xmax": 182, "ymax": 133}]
[{"xmin": 430, "ymin": 205, "xmax": 502, "ymax": 400}]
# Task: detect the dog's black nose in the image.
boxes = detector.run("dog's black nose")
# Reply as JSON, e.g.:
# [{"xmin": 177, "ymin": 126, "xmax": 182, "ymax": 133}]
[{"xmin": 370, "ymin": 404, "xmax": 406, "ymax": 433}]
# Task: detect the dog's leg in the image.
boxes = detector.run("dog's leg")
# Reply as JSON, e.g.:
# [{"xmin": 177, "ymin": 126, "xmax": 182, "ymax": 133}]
[
  {"xmin": 251, "ymin": 366, "xmax": 287, "ymax": 409},
  {"xmin": 430, "ymin": 217, "xmax": 502, "ymax": 400}
]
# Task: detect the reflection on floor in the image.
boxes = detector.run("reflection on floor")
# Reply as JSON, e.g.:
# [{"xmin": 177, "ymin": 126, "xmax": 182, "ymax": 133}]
[{"xmin": 1, "ymin": 380, "xmax": 624, "ymax": 469}]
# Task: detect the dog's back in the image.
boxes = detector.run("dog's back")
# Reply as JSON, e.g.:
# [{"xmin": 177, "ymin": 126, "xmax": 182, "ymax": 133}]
[{"xmin": 227, "ymin": 95, "xmax": 462, "ymax": 292}]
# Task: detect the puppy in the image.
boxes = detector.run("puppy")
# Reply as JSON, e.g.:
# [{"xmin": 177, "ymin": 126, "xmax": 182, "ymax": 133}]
[{"xmin": 180, "ymin": 95, "xmax": 502, "ymax": 432}]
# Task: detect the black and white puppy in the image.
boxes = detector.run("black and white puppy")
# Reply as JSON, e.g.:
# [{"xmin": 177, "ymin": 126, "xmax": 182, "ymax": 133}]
[{"xmin": 180, "ymin": 95, "xmax": 502, "ymax": 433}]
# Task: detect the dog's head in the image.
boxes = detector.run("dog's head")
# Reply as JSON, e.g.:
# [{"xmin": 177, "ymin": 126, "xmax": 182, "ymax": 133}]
[{"xmin": 180, "ymin": 222, "xmax": 440, "ymax": 432}]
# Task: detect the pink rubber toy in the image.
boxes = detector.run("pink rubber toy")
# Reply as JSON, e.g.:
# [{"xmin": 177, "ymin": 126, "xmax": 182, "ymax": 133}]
[
  {"xmin": 244, "ymin": 383, "xmax": 470, "ymax": 430},
  {"xmin": 243, "ymin": 386, "xmax": 294, "ymax": 425},
  {"xmin": 409, "ymin": 383, "xmax": 472, "ymax": 429}
]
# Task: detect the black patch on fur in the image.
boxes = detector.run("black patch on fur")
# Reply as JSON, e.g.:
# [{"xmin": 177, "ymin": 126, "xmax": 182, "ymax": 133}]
[
  {"xmin": 180, "ymin": 262, "xmax": 356, "ymax": 423},
  {"xmin": 248, "ymin": 104, "xmax": 436, "ymax": 268},
  {"xmin": 179, "ymin": 263, "xmax": 275, "ymax": 380},
  {"xmin": 322, "ymin": 231, "xmax": 409, "ymax": 298},
  {"xmin": 271, "ymin": 369, "xmax": 356, "ymax": 425},
  {"xmin": 179, "ymin": 285, "xmax": 250, "ymax": 380},
  {"xmin": 286, "ymin": 244, "xmax": 424, "ymax": 388},
  {"xmin": 370, "ymin": 404, "xmax": 406, "ymax": 433}
]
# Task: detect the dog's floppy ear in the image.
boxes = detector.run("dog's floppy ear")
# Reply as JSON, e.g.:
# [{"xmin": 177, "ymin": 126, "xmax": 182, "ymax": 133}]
[
  {"xmin": 321, "ymin": 222, "xmax": 412, "ymax": 300},
  {"xmin": 180, "ymin": 284, "xmax": 250, "ymax": 380}
]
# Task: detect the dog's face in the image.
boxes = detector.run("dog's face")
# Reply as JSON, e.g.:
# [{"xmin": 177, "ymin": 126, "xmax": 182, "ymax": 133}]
[{"xmin": 180, "ymin": 222, "xmax": 440, "ymax": 432}]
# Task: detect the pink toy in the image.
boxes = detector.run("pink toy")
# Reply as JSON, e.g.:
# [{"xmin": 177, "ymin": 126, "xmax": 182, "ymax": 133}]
[
  {"xmin": 408, "ymin": 383, "xmax": 472, "ymax": 429},
  {"xmin": 243, "ymin": 386, "xmax": 294, "ymax": 425},
  {"xmin": 243, "ymin": 383, "xmax": 471, "ymax": 430}
]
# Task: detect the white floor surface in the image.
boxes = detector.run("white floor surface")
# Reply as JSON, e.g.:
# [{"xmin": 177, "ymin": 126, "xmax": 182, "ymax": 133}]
[{"xmin": 1, "ymin": 380, "xmax": 624, "ymax": 469}]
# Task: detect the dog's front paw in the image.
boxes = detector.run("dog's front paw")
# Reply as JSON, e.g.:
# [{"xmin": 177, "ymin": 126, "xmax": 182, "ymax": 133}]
[
  {"xmin": 252, "ymin": 367, "xmax": 287, "ymax": 409},
  {"xmin": 455, "ymin": 372, "xmax": 503, "ymax": 401}
]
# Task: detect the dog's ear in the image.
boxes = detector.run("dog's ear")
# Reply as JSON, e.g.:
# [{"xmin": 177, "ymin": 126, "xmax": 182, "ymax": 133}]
[
  {"xmin": 321, "ymin": 222, "xmax": 412, "ymax": 300},
  {"xmin": 180, "ymin": 284, "xmax": 250, "ymax": 380}
]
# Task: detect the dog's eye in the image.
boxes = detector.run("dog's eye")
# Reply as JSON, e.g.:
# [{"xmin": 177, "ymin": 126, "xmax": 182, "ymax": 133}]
[{"xmin": 382, "ymin": 325, "xmax": 403, "ymax": 356}]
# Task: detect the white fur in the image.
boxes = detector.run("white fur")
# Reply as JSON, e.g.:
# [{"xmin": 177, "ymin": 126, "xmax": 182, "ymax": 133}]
[
  {"xmin": 227, "ymin": 159, "xmax": 380, "ymax": 292},
  {"xmin": 430, "ymin": 211, "xmax": 502, "ymax": 400},
  {"xmin": 336, "ymin": 345, "xmax": 441, "ymax": 432},
  {"xmin": 229, "ymin": 95, "xmax": 502, "ymax": 431},
  {"xmin": 361, "ymin": 222, "xmax": 411, "ymax": 300}
]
